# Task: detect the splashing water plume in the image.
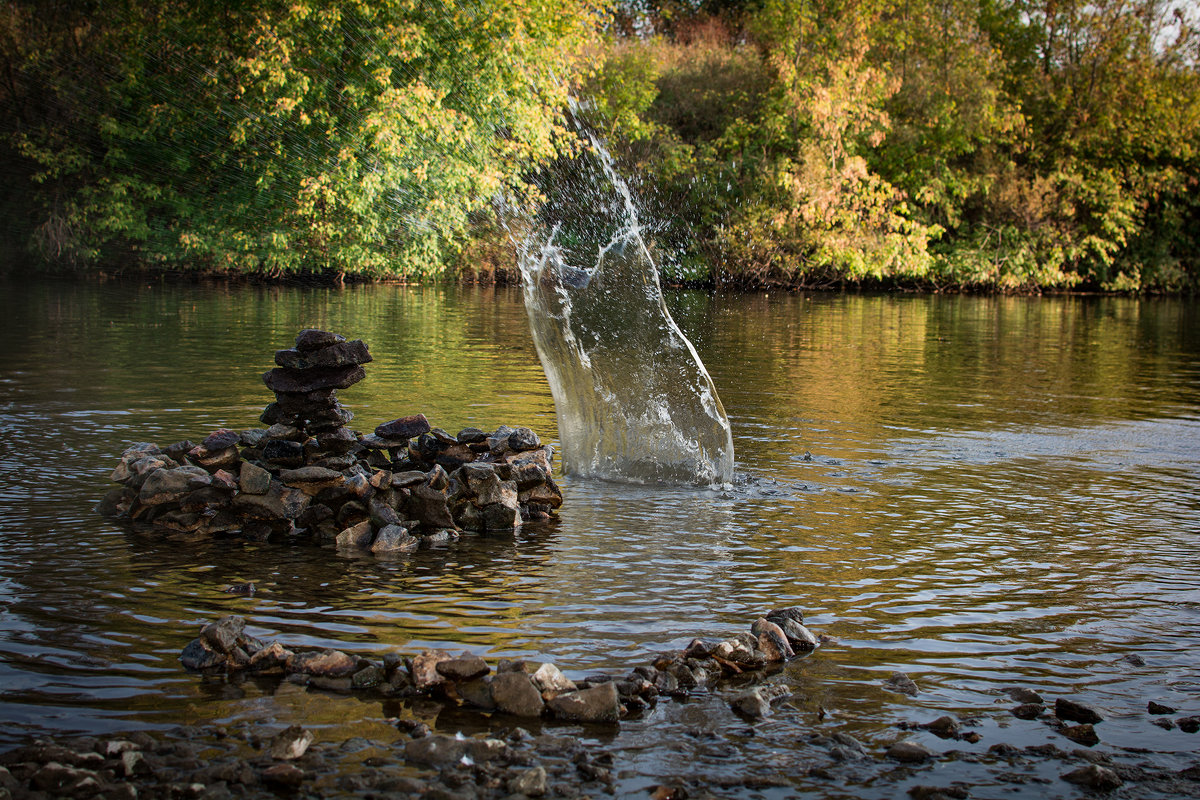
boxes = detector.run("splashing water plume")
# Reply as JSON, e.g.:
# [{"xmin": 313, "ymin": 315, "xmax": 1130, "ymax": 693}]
[{"xmin": 513, "ymin": 124, "xmax": 734, "ymax": 485}]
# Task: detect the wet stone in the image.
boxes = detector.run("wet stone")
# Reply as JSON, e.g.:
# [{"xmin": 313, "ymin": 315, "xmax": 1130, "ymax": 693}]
[
  {"xmin": 887, "ymin": 740, "xmax": 937, "ymax": 763},
  {"xmin": 1060, "ymin": 723, "xmax": 1100, "ymax": 746},
  {"xmin": 295, "ymin": 329, "xmax": 346, "ymax": 352},
  {"xmin": 1012, "ymin": 703, "xmax": 1044, "ymax": 719},
  {"xmin": 376, "ymin": 414, "xmax": 431, "ymax": 441},
  {"xmin": 1148, "ymin": 701, "xmax": 1176, "ymax": 715},
  {"xmin": 492, "ymin": 672, "xmax": 546, "ymax": 718},
  {"xmin": 436, "ymin": 655, "xmax": 490, "ymax": 682},
  {"xmin": 547, "ymin": 681, "xmax": 621, "ymax": 722},
  {"xmin": 884, "ymin": 671, "xmax": 920, "ymax": 696},
  {"xmin": 268, "ymin": 725, "xmax": 314, "ymax": 760},
  {"xmin": 1062, "ymin": 764, "xmax": 1123, "ymax": 791},
  {"xmin": 286, "ymin": 649, "xmax": 358, "ymax": 678},
  {"xmin": 1056, "ymin": 697, "xmax": 1104, "ymax": 725}
]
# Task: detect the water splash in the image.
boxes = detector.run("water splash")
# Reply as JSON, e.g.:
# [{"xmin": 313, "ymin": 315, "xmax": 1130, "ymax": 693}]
[{"xmin": 513, "ymin": 124, "xmax": 734, "ymax": 485}]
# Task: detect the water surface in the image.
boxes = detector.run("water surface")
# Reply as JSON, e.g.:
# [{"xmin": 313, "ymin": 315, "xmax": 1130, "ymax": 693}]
[{"xmin": 1, "ymin": 279, "xmax": 1197, "ymax": 796}]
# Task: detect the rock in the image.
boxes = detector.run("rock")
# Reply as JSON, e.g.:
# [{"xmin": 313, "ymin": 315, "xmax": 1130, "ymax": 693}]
[
  {"xmin": 492, "ymin": 671, "xmax": 546, "ymax": 718},
  {"xmin": 263, "ymin": 364, "xmax": 366, "ymax": 395},
  {"xmin": 457, "ymin": 427, "xmax": 488, "ymax": 444},
  {"xmin": 482, "ymin": 502, "xmax": 520, "ymax": 530},
  {"xmin": 261, "ymin": 762, "xmax": 305, "ymax": 788},
  {"xmin": 887, "ymin": 740, "xmax": 937, "ymax": 763},
  {"xmin": 249, "ymin": 641, "xmax": 293, "ymax": 672},
  {"xmin": 1062, "ymin": 764, "xmax": 1123, "ymax": 791},
  {"xmin": 774, "ymin": 617, "xmax": 819, "ymax": 650},
  {"xmin": 187, "ymin": 443, "xmax": 241, "ymax": 471},
  {"xmin": 279, "ymin": 466, "xmax": 345, "ymax": 494},
  {"xmin": 531, "ymin": 662, "xmax": 577, "ymax": 694},
  {"xmin": 351, "ymin": 664, "xmax": 384, "ymax": 689},
  {"xmin": 884, "ymin": 671, "xmax": 920, "ymax": 696},
  {"xmin": 232, "ymin": 480, "xmax": 309, "ymax": 520},
  {"xmin": 922, "ymin": 716, "xmax": 962, "ymax": 739},
  {"xmin": 268, "ymin": 725, "xmax": 314, "ymax": 760},
  {"xmin": 335, "ymin": 520, "xmax": 374, "ymax": 549},
  {"xmin": 202, "ymin": 429, "xmax": 241, "ymax": 450},
  {"xmin": 30, "ymin": 762, "xmax": 101, "ymax": 796},
  {"xmin": 729, "ymin": 684, "xmax": 790, "ymax": 719},
  {"xmin": 766, "ymin": 606, "xmax": 805, "ymax": 625},
  {"xmin": 1011, "ymin": 703, "xmax": 1044, "ymax": 719},
  {"xmin": 370, "ymin": 524, "xmax": 419, "ymax": 553},
  {"xmin": 547, "ymin": 681, "xmax": 621, "ymax": 722},
  {"xmin": 238, "ymin": 461, "xmax": 272, "ymax": 495},
  {"xmin": 376, "ymin": 414, "xmax": 431, "ymax": 441},
  {"xmin": 508, "ymin": 426, "xmax": 540, "ymax": 451},
  {"xmin": 275, "ymin": 339, "xmax": 371, "ymax": 369},
  {"xmin": 1148, "ymin": 701, "xmax": 1176, "ymax": 715},
  {"xmin": 180, "ymin": 637, "xmax": 226, "ymax": 670},
  {"xmin": 286, "ymin": 649, "xmax": 358, "ymax": 678},
  {"xmin": 404, "ymin": 734, "xmax": 466, "ymax": 766},
  {"xmin": 459, "ymin": 678, "xmax": 497, "ymax": 710},
  {"xmin": 261, "ymin": 438, "xmax": 305, "ymax": 467},
  {"xmin": 487, "ymin": 425, "xmax": 516, "ymax": 455},
  {"xmin": 1004, "ymin": 687, "xmax": 1044, "ymax": 704},
  {"xmin": 436, "ymin": 655, "xmax": 490, "ymax": 682},
  {"xmin": 1178, "ymin": 715, "xmax": 1200, "ymax": 733},
  {"xmin": 409, "ymin": 482, "xmax": 456, "ymax": 529},
  {"xmin": 1056, "ymin": 697, "xmax": 1104, "ymax": 724},
  {"xmin": 1060, "ymin": 723, "xmax": 1100, "ymax": 746},
  {"xmin": 751, "ymin": 617, "xmax": 794, "ymax": 662},
  {"xmin": 295, "ymin": 329, "xmax": 346, "ymax": 351},
  {"xmin": 200, "ymin": 615, "xmax": 246, "ymax": 653},
  {"xmin": 508, "ymin": 766, "xmax": 548, "ymax": 797},
  {"xmin": 138, "ymin": 465, "xmax": 212, "ymax": 505},
  {"xmin": 411, "ymin": 649, "xmax": 455, "ymax": 690}
]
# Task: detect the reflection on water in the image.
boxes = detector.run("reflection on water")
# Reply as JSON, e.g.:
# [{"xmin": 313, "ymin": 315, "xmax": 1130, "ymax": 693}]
[{"xmin": 1, "ymin": 280, "xmax": 1199, "ymax": 790}]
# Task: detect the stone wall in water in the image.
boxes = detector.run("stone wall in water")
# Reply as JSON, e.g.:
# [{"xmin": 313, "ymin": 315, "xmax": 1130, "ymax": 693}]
[{"xmin": 96, "ymin": 330, "xmax": 563, "ymax": 549}]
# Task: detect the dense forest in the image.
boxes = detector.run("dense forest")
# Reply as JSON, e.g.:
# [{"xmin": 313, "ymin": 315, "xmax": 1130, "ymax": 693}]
[{"xmin": 1, "ymin": 0, "xmax": 1198, "ymax": 292}]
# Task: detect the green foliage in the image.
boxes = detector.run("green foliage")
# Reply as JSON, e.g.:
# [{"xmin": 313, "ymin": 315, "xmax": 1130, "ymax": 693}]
[
  {"xmin": 586, "ymin": 0, "xmax": 1200, "ymax": 291},
  {"xmin": 1, "ymin": 0, "xmax": 599, "ymax": 277}
]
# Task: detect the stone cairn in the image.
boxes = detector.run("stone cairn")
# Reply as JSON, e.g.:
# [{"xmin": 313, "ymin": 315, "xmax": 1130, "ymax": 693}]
[
  {"xmin": 180, "ymin": 607, "xmax": 822, "ymax": 725},
  {"xmin": 97, "ymin": 329, "xmax": 563, "ymax": 549}
]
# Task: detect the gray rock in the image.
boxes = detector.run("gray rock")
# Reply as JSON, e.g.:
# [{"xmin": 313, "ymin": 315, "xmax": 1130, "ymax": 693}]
[
  {"xmin": 492, "ymin": 671, "xmax": 545, "ymax": 717},
  {"xmin": 263, "ymin": 364, "xmax": 365, "ymax": 394},
  {"xmin": 376, "ymin": 414, "xmax": 431, "ymax": 440},
  {"xmin": 139, "ymin": 464, "xmax": 213, "ymax": 505},
  {"xmin": 886, "ymin": 740, "xmax": 936, "ymax": 763},
  {"xmin": 546, "ymin": 681, "xmax": 621, "ymax": 722},
  {"xmin": 531, "ymin": 662, "xmax": 577, "ymax": 694},
  {"xmin": 286, "ymin": 649, "xmax": 358, "ymax": 678},
  {"xmin": 275, "ymin": 340, "xmax": 371, "ymax": 369},
  {"xmin": 508, "ymin": 426, "xmax": 540, "ymax": 451},
  {"xmin": 884, "ymin": 671, "xmax": 920, "ymax": 696},
  {"xmin": 238, "ymin": 461, "xmax": 272, "ymax": 495},
  {"xmin": 1060, "ymin": 723, "xmax": 1100, "ymax": 746},
  {"xmin": 456, "ymin": 427, "xmax": 488, "ymax": 444},
  {"xmin": 1062, "ymin": 764, "xmax": 1123, "ymax": 791},
  {"xmin": 729, "ymin": 684, "xmax": 790, "ymax": 719},
  {"xmin": 295, "ymin": 329, "xmax": 346, "ymax": 351},
  {"xmin": 775, "ymin": 617, "xmax": 819, "ymax": 650},
  {"xmin": 370, "ymin": 524, "xmax": 419, "ymax": 553},
  {"xmin": 437, "ymin": 655, "xmax": 491, "ymax": 682},
  {"xmin": 279, "ymin": 466, "xmax": 345, "ymax": 493},
  {"xmin": 459, "ymin": 678, "xmax": 497, "ymax": 710},
  {"xmin": 335, "ymin": 520, "xmax": 374, "ymax": 549},
  {"xmin": 751, "ymin": 617, "xmax": 794, "ymax": 662},
  {"xmin": 232, "ymin": 481, "xmax": 309, "ymax": 520},
  {"xmin": 508, "ymin": 766, "xmax": 548, "ymax": 797},
  {"xmin": 1003, "ymin": 686, "xmax": 1044, "ymax": 704},
  {"xmin": 200, "ymin": 615, "xmax": 246, "ymax": 653},
  {"xmin": 404, "ymin": 734, "xmax": 466, "ymax": 766},
  {"xmin": 180, "ymin": 637, "xmax": 226, "ymax": 670},
  {"xmin": 202, "ymin": 429, "xmax": 241, "ymax": 450},
  {"xmin": 922, "ymin": 716, "xmax": 961, "ymax": 739},
  {"xmin": 268, "ymin": 725, "xmax": 314, "ymax": 760}
]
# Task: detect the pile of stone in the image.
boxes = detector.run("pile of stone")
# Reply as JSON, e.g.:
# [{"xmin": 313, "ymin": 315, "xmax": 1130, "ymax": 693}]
[
  {"xmin": 178, "ymin": 607, "xmax": 822, "ymax": 724},
  {"xmin": 96, "ymin": 329, "xmax": 563, "ymax": 547}
]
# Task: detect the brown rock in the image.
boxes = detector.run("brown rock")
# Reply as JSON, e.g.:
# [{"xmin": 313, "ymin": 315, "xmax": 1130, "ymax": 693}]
[{"xmin": 286, "ymin": 649, "xmax": 358, "ymax": 678}]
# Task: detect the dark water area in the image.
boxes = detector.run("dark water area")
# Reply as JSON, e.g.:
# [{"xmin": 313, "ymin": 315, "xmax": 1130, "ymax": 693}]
[{"xmin": 1, "ymin": 278, "xmax": 1198, "ymax": 796}]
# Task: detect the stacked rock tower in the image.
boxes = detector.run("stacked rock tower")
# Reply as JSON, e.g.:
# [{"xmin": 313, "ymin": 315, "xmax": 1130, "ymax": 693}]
[{"xmin": 98, "ymin": 329, "xmax": 563, "ymax": 550}]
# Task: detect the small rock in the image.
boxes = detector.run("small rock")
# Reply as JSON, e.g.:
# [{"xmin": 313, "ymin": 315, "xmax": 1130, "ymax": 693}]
[
  {"xmin": 376, "ymin": 414, "xmax": 431, "ymax": 441},
  {"xmin": 1011, "ymin": 703, "xmax": 1044, "ymax": 720},
  {"xmin": 335, "ymin": 520, "xmax": 374, "ymax": 549},
  {"xmin": 436, "ymin": 655, "xmax": 490, "ymax": 682},
  {"xmin": 884, "ymin": 672, "xmax": 920, "ymax": 696},
  {"xmin": 1056, "ymin": 697, "xmax": 1104, "ymax": 725},
  {"xmin": 261, "ymin": 762, "xmax": 305, "ymax": 788},
  {"xmin": 1179, "ymin": 715, "xmax": 1200, "ymax": 733},
  {"xmin": 370, "ymin": 524, "xmax": 419, "ymax": 553},
  {"xmin": 508, "ymin": 765, "xmax": 548, "ymax": 796},
  {"xmin": 546, "ymin": 681, "xmax": 621, "ymax": 722},
  {"xmin": 295, "ymin": 328, "xmax": 346, "ymax": 351},
  {"xmin": 922, "ymin": 716, "xmax": 961, "ymax": 739},
  {"xmin": 404, "ymin": 734, "xmax": 466, "ymax": 766},
  {"xmin": 1061, "ymin": 764, "xmax": 1123, "ymax": 791},
  {"xmin": 286, "ymin": 649, "xmax": 358, "ymax": 678},
  {"xmin": 887, "ymin": 740, "xmax": 937, "ymax": 763},
  {"xmin": 1003, "ymin": 687, "xmax": 1044, "ymax": 704},
  {"xmin": 492, "ymin": 671, "xmax": 546, "ymax": 718},
  {"xmin": 531, "ymin": 662, "xmax": 577, "ymax": 694},
  {"xmin": 1060, "ymin": 723, "xmax": 1100, "ymax": 747},
  {"xmin": 410, "ymin": 649, "xmax": 455, "ymax": 690},
  {"xmin": 1148, "ymin": 701, "xmax": 1176, "ymax": 715},
  {"xmin": 268, "ymin": 725, "xmax": 314, "ymax": 760}
]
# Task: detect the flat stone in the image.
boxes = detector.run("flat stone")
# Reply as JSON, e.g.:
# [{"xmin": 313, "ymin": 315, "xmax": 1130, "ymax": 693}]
[
  {"xmin": 249, "ymin": 642, "xmax": 293, "ymax": 672},
  {"xmin": 437, "ymin": 655, "xmax": 491, "ymax": 682},
  {"xmin": 376, "ymin": 414, "xmax": 431, "ymax": 440},
  {"xmin": 456, "ymin": 427, "xmax": 488, "ymax": 444},
  {"xmin": 547, "ymin": 681, "xmax": 620, "ymax": 722},
  {"xmin": 886, "ymin": 740, "xmax": 936, "ymax": 763},
  {"xmin": 263, "ymin": 364, "xmax": 365, "ymax": 394},
  {"xmin": 275, "ymin": 339, "xmax": 371, "ymax": 369},
  {"xmin": 884, "ymin": 671, "xmax": 920, "ymax": 696},
  {"xmin": 492, "ymin": 671, "xmax": 545, "ymax": 717},
  {"xmin": 202, "ymin": 428, "xmax": 241, "ymax": 450},
  {"xmin": 279, "ymin": 466, "xmax": 345, "ymax": 493},
  {"xmin": 295, "ymin": 328, "xmax": 346, "ymax": 351},
  {"xmin": 316, "ymin": 426, "xmax": 358, "ymax": 454},
  {"xmin": 261, "ymin": 439, "xmax": 305, "ymax": 467},
  {"xmin": 404, "ymin": 734, "xmax": 466, "ymax": 766},
  {"xmin": 232, "ymin": 481, "xmax": 309, "ymax": 520},
  {"xmin": 139, "ymin": 465, "xmax": 212, "ymax": 505},
  {"xmin": 187, "ymin": 444, "xmax": 241, "ymax": 471},
  {"xmin": 286, "ymin": 649, "xmax": 357, "ymax": 678},
  {"xmin": 1004, "ymin": 686, "xmax": 1044, "ymax": 704}
]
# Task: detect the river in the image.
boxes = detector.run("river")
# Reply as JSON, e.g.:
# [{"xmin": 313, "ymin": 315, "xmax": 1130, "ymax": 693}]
[{"xmin": 1, "ymin": 278, "xmax": 1198, "ymax": 797}]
